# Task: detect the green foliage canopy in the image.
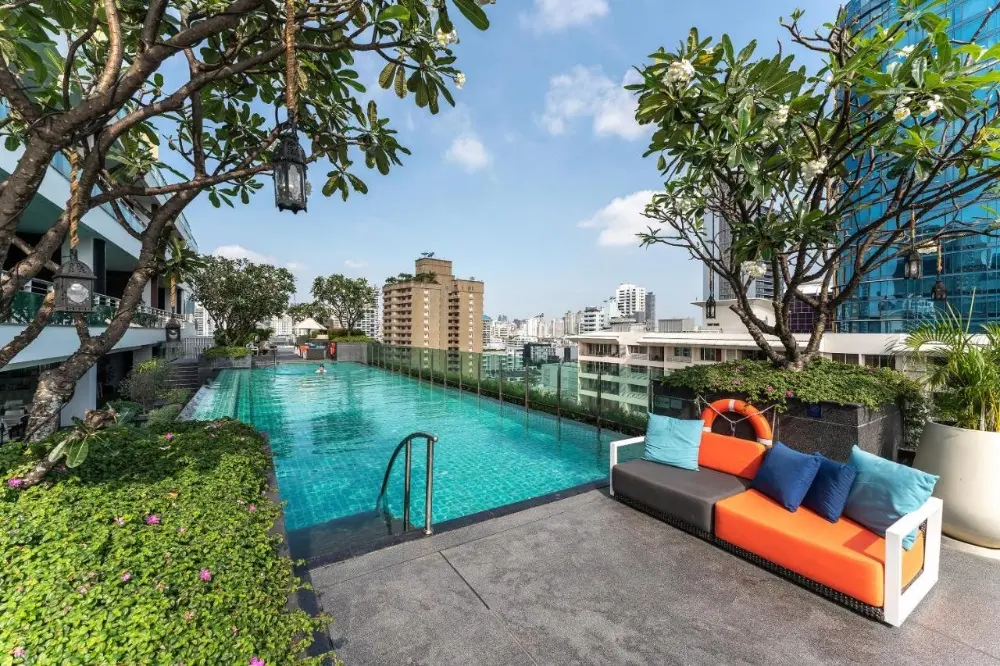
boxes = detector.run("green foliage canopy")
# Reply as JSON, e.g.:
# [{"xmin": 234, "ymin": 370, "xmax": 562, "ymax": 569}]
[{"xmin": 311, "ymin": 273, "xmax": 377, "ymax": 332}]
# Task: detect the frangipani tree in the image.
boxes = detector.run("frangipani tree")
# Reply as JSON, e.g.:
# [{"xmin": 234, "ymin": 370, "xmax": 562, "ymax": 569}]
[
  {"xmin": 633, "ymin": 0, "xmax": 1000, "ymax": 368},
  {"xmin": 0, "ymin": 0, "xmax": 497, "ymax": 449},
  {"xmin": 312, "ymin": 273, "xmax": 376, "ymax": 332}
]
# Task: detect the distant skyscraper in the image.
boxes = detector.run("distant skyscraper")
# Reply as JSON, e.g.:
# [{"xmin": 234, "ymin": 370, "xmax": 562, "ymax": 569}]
[
  {"xmin": 615, "ymin": 283, "xmax": 647, "ymax": 317},
  {"xmin": 702, "ymin": 211, "xmax": 774, "ymax": 301},
  {"xmin": 358, "ymin": 287, "xmax": 382, "ymax": 341},
  {"xmin": 645, "ymin": 292, "xmax": 656, "ymax": 324},
  {"xmin": 580, "ymin": 307, "xmax": 608, "ymax": 333}
]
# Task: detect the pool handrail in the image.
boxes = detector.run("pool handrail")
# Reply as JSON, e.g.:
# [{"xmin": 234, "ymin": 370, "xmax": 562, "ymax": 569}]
[{"xmin": 375, "ymin": 431, "xmax": 439, "ymax": 535}]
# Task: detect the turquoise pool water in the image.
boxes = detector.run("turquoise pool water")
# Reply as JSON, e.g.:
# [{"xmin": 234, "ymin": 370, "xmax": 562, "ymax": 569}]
[{"xmin": 191, "ymin": 363, "xmax": 622, "ymax": 531}]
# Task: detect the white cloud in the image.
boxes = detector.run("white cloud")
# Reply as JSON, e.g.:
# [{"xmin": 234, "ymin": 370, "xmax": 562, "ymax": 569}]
[
  {"xmin": 213, "ymin": 245, "xmax": 304, "ymax": 271},
  {"xmin": 445, "ymin": 135, "xmax": 492, "ymax": 172},
  {"xmin": 578, "ymin": 190, "xmax": 657, "ymax": 247},
  {"xmin": 541, "ymin": 66, "xmax": 645, "ymax": 141},
  {"xmin": 520, "ymin": 0, "xmax": 609, "ymax": 33},
  {"xmin": 344, "ymin": 259, "xmax": 367, "ymax": 269},
  {"xmin": 213, "ymin": 244, "xmax": 275, "ymax": 264}
]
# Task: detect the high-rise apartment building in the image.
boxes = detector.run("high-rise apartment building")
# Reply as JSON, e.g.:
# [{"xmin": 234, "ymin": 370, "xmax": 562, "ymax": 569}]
[
  {"xmin": 358, "ymin": 287, "xmax": 383, "ymax": 341},
  {"xmin": 382, "ymin": 257, "xmax": 484, "ymax": 353},
  {"xmin": 645, "ymin": 293, "xmax": 656, "ymax": 325},
  {"xmin": 837, "ymin": 0, "xmax": 1000, "ymax": 331},
  {"xmin": 579, "ymin": 306, "xmax": 608, "ymax": 333},
  {"xmin": 614, "ymin": 283, "xmax": 647, "ymax": 317},
  {"xmin": 703, "ymin": 211, "xmax": 775, "ymax": 302},
  {"xmin": 563, "ymin": 310, "xmax": 580, "ymax": 336}
]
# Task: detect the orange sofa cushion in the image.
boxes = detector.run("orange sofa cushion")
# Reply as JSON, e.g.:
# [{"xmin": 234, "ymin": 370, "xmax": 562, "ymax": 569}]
[
  {"xmin": 715, "ymin": 490, "xmax": 925, "ymax": 607},
  {"xmin": 698, "ymin": 432, "xmax": 767, "ymax": 480}
]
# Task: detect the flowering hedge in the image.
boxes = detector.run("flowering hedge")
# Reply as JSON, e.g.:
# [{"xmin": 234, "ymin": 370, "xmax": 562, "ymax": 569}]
[{"xmin": 0, "ymin": 420, "xmax": 329, "ymax": 664}]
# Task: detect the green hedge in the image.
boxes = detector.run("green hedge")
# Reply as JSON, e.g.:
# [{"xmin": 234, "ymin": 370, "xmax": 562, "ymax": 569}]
[
  {"xmin": 202, "ymin": 346, "xmax": 250, "ymax": 360},
  {"xmin": 0, "ymin": 421, "xmax": 325, "ymax": 663}
]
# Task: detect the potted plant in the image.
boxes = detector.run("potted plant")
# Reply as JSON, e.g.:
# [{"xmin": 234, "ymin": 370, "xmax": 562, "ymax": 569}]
[{"xmin": 901, "ymin": 302, "xmax": 1000, "ymax": 548}]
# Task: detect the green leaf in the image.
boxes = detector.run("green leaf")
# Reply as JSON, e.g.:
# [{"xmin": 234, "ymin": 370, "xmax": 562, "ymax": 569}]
[
  {"xmin": 377, "ymin": 5, "xmax": 410, "ymax": 22},
  {"xmin": 912, "ymin": 57, "xmax": 926, "ymax": 86},
  {"xmin": 367, "ymin": 100, "xmax": 378, "ymax": 126},
  {"xmin": 452, "ymin": 0, "xmax": 489, "ymax": 30},
  {"xmin": 394, "ymin": 67, "xmax": 407, "ymax": 99},
  {"xmin": 378, "ymin": 62, "xmax": 396, "ymax": 89},
  {"xmin": 65, "ymin": 440, "xmax": 89, "ymax": 468}
]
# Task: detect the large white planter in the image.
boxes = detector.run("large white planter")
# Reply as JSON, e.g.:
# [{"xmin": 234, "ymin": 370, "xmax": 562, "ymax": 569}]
[{"xmin": 914, "ymin": 420, "xmax": 1000, "ymax": 549}]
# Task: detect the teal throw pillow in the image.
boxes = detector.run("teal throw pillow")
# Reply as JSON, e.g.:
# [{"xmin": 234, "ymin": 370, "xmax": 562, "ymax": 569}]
[
  {"xmin": 843, "ymin": 446, "xmax": 939, "ymax": 550},
  {"xmin": 643, "ymin": 413, "xmax": 702, "ymax": 471}
]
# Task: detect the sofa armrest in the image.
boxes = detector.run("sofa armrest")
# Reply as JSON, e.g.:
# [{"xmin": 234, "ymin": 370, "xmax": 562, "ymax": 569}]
[
  {"xmin": 609, "ymin": 436, "xmax": 645, "ymax": 496},
  {"xmin": 883, "ymin": 497, "xmax": 943, "ymax": 627}
]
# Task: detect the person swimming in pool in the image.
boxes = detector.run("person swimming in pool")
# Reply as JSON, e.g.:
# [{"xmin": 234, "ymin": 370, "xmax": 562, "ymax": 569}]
[{"xmin": 315, "ymin": 363, "xmax": 327, "ymax": 374}]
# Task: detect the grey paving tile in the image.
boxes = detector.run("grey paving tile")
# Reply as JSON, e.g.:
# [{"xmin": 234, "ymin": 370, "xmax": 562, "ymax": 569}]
[{"xmin": 316, "ymin": 551, "xmax": 531, "ymax": 666}]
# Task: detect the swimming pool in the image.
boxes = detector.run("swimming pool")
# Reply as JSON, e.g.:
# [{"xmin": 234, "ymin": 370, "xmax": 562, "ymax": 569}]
[{"xmin": 191, "ymin": 363, "xmax": 624, "ymax": 534}]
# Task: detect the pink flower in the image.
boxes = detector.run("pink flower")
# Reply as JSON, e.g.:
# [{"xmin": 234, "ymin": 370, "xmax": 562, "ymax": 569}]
[
  {"xmin": 765, "ymin": 386, "xmax": 775, "ymax": 393},
  {"xmin": 248, "ymin": 504, "xmax": 256, "ymax": 513},
  {"xmin": 732, "ymin": 379, "xmax": 742, "ymax": 386},
  {"xmin": 12, "ymin": 647, "xmax": 26, "ymax": 658},
  {"xmin": 115, "ymin": 516, "xmax": 126, "ymax": 526},
  {"xmin": 250, "ymin": 658, "xmax": 266, "ymax": 666},
  {"xmin": 184, "ymin": 610, "xmax": 195, "ymax": 622},
  {"xmin": 785, "ymin": 390, "xmax": 794, "ymax": 398},
  {"xmin": 178, "ymin": 526, "xmax": 186, "ymax": 534},
  {"xmin": 146, "ymin": 514, "xmax": 161, "ymax": 525},
  {"xmin": 200, "ymin": 568, "xmax": 212, "ymax": 582},
  {"xmin": 78, "ymin": 586, "xmax": 88, "ymax": 595},
  {"xmin": 121, "ymin": 573, "xmax": 132, "ymax": 582},
  {"xmin": 164, "ymin": 433, "xmax": 174, "ymax": 441},
  {"xmin": 7, "ymin": 478, "xmax": 24, "ymax": 489}
]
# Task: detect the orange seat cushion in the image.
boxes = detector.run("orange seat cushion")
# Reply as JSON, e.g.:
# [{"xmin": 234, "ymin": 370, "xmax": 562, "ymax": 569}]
[
  {"xmin": 715, "ymin": 490, "xmax": 925, "ymax": 607},
  {"xmin": 698, "ymin": 432, "xmax": 766, "ymax": 480}
]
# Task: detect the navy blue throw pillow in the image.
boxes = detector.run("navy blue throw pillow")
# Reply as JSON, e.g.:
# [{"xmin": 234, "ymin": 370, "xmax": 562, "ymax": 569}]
[
  {"xmin": 802, "ymin": 455, "xmax": 858, "ymax": 523},
  {"xmin": 751, "ymin": 442, "xmax": 822, "ymax": 512}
]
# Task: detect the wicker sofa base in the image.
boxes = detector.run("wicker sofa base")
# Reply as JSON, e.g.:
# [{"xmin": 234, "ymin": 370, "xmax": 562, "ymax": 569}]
[{"xmin": 613, "ymin": 492, "xmax": 886, "ymax": 622}]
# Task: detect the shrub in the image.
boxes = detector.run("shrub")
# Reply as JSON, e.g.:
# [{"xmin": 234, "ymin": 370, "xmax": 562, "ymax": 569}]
[
  {"xmin": 146, "ymin": 404, "xmax": 183, "ymax": 426},
  {"xmin": 119, "ymin": 359, "xmax": 169, "ymax": 407},
  {"xmin": 0, "ymin": 421, "xmax": 325, "ymax": 663},
  {"xmin": 164, "ymin": 388, "xmax": 192, "ymax": 406},
  {"xmin": 106, "ymin": 400, "xmax": 144, "ymax": 423},
  {"xmin": 202, "ymin": 346, "xmax": 250, "ymax": 361}
]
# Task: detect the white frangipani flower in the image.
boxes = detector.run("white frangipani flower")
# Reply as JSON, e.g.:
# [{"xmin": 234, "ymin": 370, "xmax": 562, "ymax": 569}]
[
  {"xmin": 921, "ymin": 94, "xmax": 943, "ymax": 117},
  {"xmin": 802, "ymin": 155, "xmax": 828, "ymax": 181},
  {"xmin": 766, "ymin": 104, "xmax": 790, "ymax": 128},
  {"xmin": 893, "ymin": 104, "xmax": 912, "ymax": 122},
  {"xmin": 741, "ymin": 261, "xmax": 768, "ymax": 280},
  {"xmin": 454, "ymin": 72, "xmax": 466, "ymax": 89},
  {"xmin": 665, "ymin": 59, "xmax": 696, "ymax": 86},
  {"xmin": 435, "ymin": 28, "xmax": 458, "ymax": 47},
  {"xmin": 899, "ymin": 45, "xmax": 916, "ymax": 58}
]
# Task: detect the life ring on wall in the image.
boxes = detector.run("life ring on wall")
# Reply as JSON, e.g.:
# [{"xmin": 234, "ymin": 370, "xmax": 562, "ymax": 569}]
[{"xmin": 700, "ymin": 399, "xmax": 773, "ymax": 446}]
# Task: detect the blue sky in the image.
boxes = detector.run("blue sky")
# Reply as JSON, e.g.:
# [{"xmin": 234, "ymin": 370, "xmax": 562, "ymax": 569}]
[{"xmin": 188, "ymin": 0, "xmax": 830, "ymax": 320}]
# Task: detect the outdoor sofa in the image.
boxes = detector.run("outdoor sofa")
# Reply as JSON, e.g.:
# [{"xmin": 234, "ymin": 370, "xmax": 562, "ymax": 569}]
[{"xmin": 609, "ymin": 419, "xmax": 943, "ymax": 627}]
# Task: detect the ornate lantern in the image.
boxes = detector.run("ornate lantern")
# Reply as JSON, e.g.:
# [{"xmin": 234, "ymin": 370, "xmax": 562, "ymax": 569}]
[
  {"xmin": 273, "ymin": 123, "xmax": 307, "ymax": 213},
  {"xmin": 705, "ymin": 294, "xmax": 717, "ymax": 320},
  {"xmin": 165, "ymin": 316, "xmax": 182, "ymax": 342},
  {"xmin": 903, "ymin": 247, "xmax": 922, "ymax": 280},
  {"xmin": 53, "ymin": 249, "xmax": 95, "ymax": 313}
]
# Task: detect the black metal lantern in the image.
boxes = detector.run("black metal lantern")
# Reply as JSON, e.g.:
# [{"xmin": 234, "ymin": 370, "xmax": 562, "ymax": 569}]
[
  {"xmin": 903, "ymin": 247, "xmax": 922, "ymax": 280},
  {"xmin": 705, "ymin": 294, "xmax": 717, "ymax": 320},
  {"xmin": 53, "ymin": 249, "xmax": 95, "ymax": 313},
  {"xmin": 931, "ymin": 278, "xmax": 948, "ymax": 302},
  {"xmin": 273, "ymin": 122, "xmax": 307, "ymax": 213},
  {"xmin": 165, "ymin": 316, "xmax": 182, "ymax": 342}
]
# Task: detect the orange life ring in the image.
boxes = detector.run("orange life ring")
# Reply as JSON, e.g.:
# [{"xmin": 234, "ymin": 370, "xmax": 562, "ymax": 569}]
[{"xmin": 700, "ymin": 399, "xmax": 773, "ymax": 446}]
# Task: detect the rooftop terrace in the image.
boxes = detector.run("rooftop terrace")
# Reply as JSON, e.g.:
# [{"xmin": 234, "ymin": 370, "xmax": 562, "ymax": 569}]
[{"xmin": 309, "ymin": 490, "xmax": 1000, "ymax": 666}]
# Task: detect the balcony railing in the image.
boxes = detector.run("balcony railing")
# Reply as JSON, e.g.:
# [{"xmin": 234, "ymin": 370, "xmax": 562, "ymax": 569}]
[{"xmin": 3, "ymin": 277, "xmax": 181, "ymax": 329}]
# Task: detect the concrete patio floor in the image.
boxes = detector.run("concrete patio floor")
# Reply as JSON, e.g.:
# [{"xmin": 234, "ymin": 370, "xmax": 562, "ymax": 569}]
[{"xmin": 310, "ymin": 490, "xmax": 1000, "ymax": 666}]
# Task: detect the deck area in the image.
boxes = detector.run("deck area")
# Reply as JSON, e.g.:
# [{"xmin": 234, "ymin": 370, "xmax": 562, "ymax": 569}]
[{"xmin": 308, "ymin": 490, "xmax": 1000, "ymax": 666}]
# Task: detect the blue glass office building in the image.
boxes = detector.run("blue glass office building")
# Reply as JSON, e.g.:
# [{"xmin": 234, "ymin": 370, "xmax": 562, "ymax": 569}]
[{"xmin": 837, "ymin": 0, "xmax": 1000, "ymax": 332}]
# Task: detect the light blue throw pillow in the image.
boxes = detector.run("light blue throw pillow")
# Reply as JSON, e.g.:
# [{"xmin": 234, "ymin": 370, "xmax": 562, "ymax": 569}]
[
  {"xmin": 843, "ymin": 446, "xmax": 939, "ymax": 550},
  {"xmin": 643, "ymin": 413, "xmax": 702, "ymax": 471}
]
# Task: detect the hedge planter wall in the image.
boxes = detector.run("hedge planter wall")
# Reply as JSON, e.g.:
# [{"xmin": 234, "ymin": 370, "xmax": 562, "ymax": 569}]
[
  {"xmin": 655, "ymin": 360, "xmax": 924, "ymax": 462},
  {"xmin": 653, "ymin": 385, "xmax": 903, "ymax": 462}
]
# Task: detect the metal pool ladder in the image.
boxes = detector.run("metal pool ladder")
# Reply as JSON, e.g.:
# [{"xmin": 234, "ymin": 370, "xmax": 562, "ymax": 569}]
[{"xmin": 375, "ymin": 432, "xmax": 438, "ymax": 535}]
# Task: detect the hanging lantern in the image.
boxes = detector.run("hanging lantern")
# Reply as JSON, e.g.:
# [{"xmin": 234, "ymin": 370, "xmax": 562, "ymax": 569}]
[
  {"xmin": 165, "ymin": 316, "xmax": 182, "ymax": 342},
  {"xmin": 903, "ymin": 247, "xmax": 922, "ymax": 280},
  {"xmin": 53, "ymin": 249, "xmax": 95, "ymax": 313},
  {"xmin": 931, "ymin": 243, "xmax": 947, "ymax": 301},
  {"xmin": 705, "ymin": 294, "xmax": 717, "ymax": 320},
  {"xmin": 273, "ymin": 123, "xmax": 307, "ymax": 213}
]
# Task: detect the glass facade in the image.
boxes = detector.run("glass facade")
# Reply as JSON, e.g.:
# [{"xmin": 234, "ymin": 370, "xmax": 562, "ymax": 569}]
[{"xmin": 837, "ymin": 0, "xmax": 1000, "ymax": 332}]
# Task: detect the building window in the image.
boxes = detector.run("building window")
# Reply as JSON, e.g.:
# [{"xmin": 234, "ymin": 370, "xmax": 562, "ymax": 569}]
[
  {"xmin": 832, "ymin": 353, "xmax": 860, "ymax": 365},
  {"xmin": 864, "ymin": 354, "xmax": 893, "ymax": 368},
  {"xmin": 673, "ymin": 347, "xmax": 692, "ymax": 358},
  {"xmin": 699, "ymin": 348, "xmax": 721, "ymax": 362}
]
